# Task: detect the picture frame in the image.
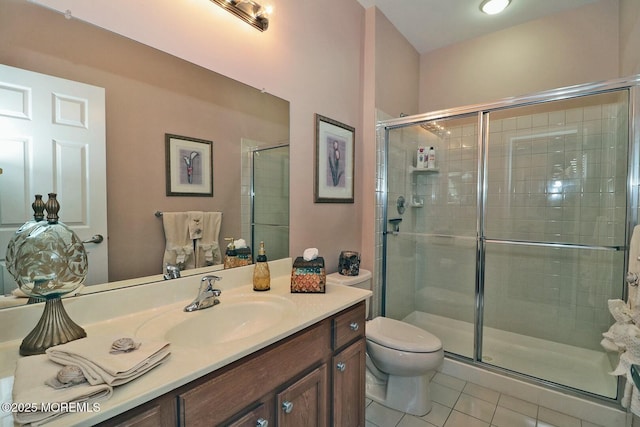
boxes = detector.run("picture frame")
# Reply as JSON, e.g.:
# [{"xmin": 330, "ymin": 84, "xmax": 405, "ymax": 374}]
[
  {"xmin": 165, "ymin": 134, "xmax": 213, "ymax": 197},
  {"xmin": 314, "ymin": 114, "xmax": 355, "ymax": 203}
]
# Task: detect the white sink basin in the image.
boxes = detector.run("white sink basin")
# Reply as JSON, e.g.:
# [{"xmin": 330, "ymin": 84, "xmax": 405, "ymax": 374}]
[{"xmin": 135, "ymin": 293, "xmax": 296, "ymax": 347}]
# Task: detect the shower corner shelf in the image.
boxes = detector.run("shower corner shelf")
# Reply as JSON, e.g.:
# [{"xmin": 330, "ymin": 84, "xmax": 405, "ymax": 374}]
[{"xmin": 409, "ymin": 166, "xmax": 439, "ymax": 174}]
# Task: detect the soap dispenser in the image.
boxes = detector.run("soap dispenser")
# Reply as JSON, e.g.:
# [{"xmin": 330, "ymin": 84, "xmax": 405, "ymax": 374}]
[
  {"xmin": 224, "ymin": 237, "xmax": 237, "ymax": 269},
  {"xmin": 253, "ymin": 241, "xmax": 270, "ymax": 291}
]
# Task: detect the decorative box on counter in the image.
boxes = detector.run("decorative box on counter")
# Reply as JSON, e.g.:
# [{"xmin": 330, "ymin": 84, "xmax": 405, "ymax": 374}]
[
  {"xmin": 291, "ymin": 256, "xmax": 326, "ymax": 293},
  {"xmin": 235, "ymin": 247, "xmax": 253, "ymax": 267}
]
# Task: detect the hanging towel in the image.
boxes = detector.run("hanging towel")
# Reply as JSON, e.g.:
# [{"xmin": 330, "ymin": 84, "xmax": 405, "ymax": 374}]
[
  {"xmin": 601, "ymin": 225, "xmax": 640, "ymax": 416},
  {"xmin": 188, "ymin": 211, "xmax": 204, "ymax": 240},
  {"xmin": 195, "ymin": 212, "xmax": 222, "ymax": 267},
  {"xmin": 629, "ymin": 224, "xmax": 640, "ymax": 310},
  {"xmin": 162, "ymin": 212, "xmax": 194, "ymax": 271},
  {"xmin": 46, "ymin": 335, "xmax": 170, "ymax": 387},
  {"xmin": 13, "ymin": 354, "xmax": 113, "ymax": 426}
]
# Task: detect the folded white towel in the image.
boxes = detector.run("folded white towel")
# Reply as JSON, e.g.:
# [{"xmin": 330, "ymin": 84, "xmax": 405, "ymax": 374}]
[
  {"xmin": 13, "ymin": 354, "xmax": 112, "ymax": 426},
  {"xmin": 233, "ymin": 239, "xmax": 247, "ymax": 249},
  {"xmin": 46, "ymin": 335, "xmax": 170, "ymax": 386}
]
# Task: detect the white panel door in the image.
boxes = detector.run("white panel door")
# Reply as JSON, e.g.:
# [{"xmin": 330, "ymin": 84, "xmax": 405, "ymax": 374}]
[{"xmin": 0, "ymin": 64, "xmax": 108, "ymax": 292}]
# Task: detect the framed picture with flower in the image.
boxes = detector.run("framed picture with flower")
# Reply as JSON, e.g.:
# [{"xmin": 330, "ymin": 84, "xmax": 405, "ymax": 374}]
[
  {"xmin": 314, "ymin": 114, "xmax": 355, "ymax": 203},
  {"xmin": 165, "ymin": 133, "xmax": 213, "ymax": 197}
]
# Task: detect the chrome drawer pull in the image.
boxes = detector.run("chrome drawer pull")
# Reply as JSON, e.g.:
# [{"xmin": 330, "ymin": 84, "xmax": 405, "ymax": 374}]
[
  {"xmin": 282, "ymin": 400, "xmax": 294, "ymax": 414},
  {"xmin": 350, "ymin": 322, "xmax": 359, "ymax": 331},
  {"xmin": 337, "ymin": 362, "xmax": 346, "ymax": 372},
  {"xmin": 256, "ymin": 418, "xmax": 268, "ymax": 427}
]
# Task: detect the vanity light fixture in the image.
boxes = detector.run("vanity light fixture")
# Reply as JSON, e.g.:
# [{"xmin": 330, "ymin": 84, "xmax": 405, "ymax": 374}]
[
  {"xmin": 480, "ymin": 0, "xmax": 511, "ymax": 15},
  {"xmin": 210, "ymin": 0, "xmax": 270, "ymax": 31}
]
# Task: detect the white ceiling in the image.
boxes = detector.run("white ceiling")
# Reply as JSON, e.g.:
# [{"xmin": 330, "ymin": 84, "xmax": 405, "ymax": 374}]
[{"xmin": 357, "ymin": 0, "xmax": 600, "ymax": 54}]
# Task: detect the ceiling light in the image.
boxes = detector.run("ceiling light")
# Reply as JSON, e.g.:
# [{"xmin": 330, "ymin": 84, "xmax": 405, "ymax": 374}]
[
  {"xmin": 480, "ymin": 0, "xmax": 511, "ymax": 15},
  {"xmin": 210, "ymin": 0, "xmax": 270, "ymax": 31}
]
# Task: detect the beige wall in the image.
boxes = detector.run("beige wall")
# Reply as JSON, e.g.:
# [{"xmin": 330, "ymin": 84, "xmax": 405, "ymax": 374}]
[
  {"xmin": 0, "ymin": 0, "xmax": 289, "ymax": 281},
  {"xmin": 620, "ymin": 0, "xmax": 640, "ymax": 75},
  {"xmin": 25, "ymin": 0, "xmax": 367, "ymax": 274},
  {"xmin": 374, "ymin": 8, "xmax": 420, "ymax": 118},
  {"xmin": 418, "ymin": 0, "xmax": 620, "ymax": 113}
]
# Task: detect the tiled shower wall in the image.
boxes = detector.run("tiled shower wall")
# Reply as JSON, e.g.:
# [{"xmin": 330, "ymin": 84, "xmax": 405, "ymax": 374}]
[{"xmin": 382, "ymin": 92, "xmax": 630, "ymax": 351}]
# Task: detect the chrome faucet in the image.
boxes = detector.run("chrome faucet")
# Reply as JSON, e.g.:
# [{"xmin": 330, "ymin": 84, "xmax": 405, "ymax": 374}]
[
  {"xmin": 164, "ymin": 264, "xmax": 181, "ymax": 280},
  {"xmin": 184, "ymin": 275, "xmax": 222, "ymax": 312}
]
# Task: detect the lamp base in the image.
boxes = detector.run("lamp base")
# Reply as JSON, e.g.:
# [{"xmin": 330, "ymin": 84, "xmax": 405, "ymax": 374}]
[{"xmin": 19, "ymin": 297, "xmax": 86, "ymax": 356}]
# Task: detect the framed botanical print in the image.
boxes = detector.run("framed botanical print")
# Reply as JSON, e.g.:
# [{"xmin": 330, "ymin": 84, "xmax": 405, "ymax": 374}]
[
  {"xmin": 314, "ymin": 114, "xmax": 355, "ymax": 203},
  {"xmin": 165, "ymin": 134, "xmax": 213, "ymax": 197}
]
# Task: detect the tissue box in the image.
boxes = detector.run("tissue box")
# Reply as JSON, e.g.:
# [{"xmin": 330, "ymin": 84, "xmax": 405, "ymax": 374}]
[
  {"xmin": 291, "ymin": 256, "xmax": 326, "ymax": 293},
  {"xmin": 235, "ymin": 247, "xmax": 253, "ymax": 267}
]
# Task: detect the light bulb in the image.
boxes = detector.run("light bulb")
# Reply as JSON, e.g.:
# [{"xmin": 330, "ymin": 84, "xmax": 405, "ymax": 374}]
[{"xmin": 480, "ymin": 0, "xmax": 511, "ymax": 15}]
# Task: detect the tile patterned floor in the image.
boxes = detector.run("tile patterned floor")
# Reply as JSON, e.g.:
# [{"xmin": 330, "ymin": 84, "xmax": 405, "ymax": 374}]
[{"xmin": 365, "ymin": 372, "xmax": 607, "ymax": 427}]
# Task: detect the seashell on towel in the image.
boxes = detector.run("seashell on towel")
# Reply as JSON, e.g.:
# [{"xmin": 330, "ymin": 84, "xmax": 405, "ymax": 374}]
[
  {"xmin": 110, "ymin": 337, "xmax": 141, "ymax": 354},
  {"xmin": 45, "ymin": 365, "xmax": 87, "ymax": 389}
]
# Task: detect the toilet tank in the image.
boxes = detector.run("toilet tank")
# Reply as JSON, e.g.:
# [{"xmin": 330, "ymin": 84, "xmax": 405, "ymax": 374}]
[{"xmin": 326, "ymin": 269, "xmax": 372, "ymax": 318}]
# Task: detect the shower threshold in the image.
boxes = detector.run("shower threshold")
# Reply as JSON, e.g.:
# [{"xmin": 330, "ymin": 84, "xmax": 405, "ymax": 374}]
[{"xmin": 403, "ymin": 311, "xmax": 617, "ymax": 399}]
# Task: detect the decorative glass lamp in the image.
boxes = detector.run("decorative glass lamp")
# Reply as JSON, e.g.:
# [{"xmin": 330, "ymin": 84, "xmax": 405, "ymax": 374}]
[{"xmin": 6, "ymin": 193, "xmax": 88, "ymax": 355}]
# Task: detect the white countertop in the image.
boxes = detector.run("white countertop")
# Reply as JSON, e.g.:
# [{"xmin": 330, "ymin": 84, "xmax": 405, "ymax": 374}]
[{"xmin": 0, "ymin": 259, "xmax": 371, "ymax": 426}]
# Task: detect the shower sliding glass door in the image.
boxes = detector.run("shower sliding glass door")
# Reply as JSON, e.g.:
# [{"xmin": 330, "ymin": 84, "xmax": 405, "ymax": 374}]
[
  {"xmin": 381, "ymin": 82, "xmax": 635, "ymax": 402},
  {"xmin": 251, "ymin": 145, "xmax": 289, "ymax": 261},
  {"xmin": 481, "ymin": 92, "xmax": 628, "ymax": 398}
]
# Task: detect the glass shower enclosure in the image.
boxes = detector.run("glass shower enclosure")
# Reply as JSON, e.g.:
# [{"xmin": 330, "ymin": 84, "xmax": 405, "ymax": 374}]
[
  {"xmin": 250, "ymin": 144, "xmax": 289, "ymax": 261},
  {"xmin": 379, "ymin": 77, "xmax": 640, "ymax": 403}
]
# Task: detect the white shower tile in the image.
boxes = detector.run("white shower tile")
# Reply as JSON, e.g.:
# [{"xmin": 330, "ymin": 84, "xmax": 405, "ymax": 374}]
[
  {"xmin": 516, "ymin": 115, "xmax": 532, "ymax": 129},
  {"xmin": 584, "ymin": 104, "xmax": 603, "ymax": 121},
  {"xmin": 531, "ymin": 113, "xmax": 548, "ymax": 128},
  {"xmin": 565, "ymin": 107, "xmax": 583, "ymax": 123},
  {"xmin": 502, "ymin": 117, "xmax": 517, "ymax": 131},
  {"xmin": 548, "ymin": 111, "xmax": 565, "ymax": 126}
]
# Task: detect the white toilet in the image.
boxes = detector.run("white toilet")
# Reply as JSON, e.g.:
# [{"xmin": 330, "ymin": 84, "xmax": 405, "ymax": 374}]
[{"xmin": 326, "ymin": 270, "xmax": 444, "ymax": 416}]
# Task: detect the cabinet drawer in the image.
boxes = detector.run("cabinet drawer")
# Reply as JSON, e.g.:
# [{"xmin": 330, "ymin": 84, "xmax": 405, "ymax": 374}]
[{"xmin": 332, "ymin": 302, "xmax": 365, "ymax": 350}]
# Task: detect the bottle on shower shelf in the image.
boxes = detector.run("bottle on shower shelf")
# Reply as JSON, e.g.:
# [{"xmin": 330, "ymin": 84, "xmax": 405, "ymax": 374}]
[{"xmin": 427, "ymin": 146, "xmax": 436, "ymax": 169}]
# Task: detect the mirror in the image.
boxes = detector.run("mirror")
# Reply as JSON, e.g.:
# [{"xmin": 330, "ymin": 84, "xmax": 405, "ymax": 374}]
[{"xmin": 0, "ymin": 0, "xmax": 289, "ymax": 305}]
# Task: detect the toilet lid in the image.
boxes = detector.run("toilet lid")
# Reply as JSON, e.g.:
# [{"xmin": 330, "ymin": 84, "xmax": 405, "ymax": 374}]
[{"xmin": 366, "ymin": 317, "xmax": 442, "ymax": 353}]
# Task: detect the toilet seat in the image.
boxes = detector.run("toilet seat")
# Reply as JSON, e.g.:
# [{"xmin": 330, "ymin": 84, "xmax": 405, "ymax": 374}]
[{"xmin": 367, "ymin": 317, "xmax": 442, "ymax": 353}]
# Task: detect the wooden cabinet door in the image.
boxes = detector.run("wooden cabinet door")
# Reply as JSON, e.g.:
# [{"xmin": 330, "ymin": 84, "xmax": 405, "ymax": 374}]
[
  {"xmin": 96, "ymin": 394, "xmax": 177, "ymax": 427},
  {"xmin": 225, "ymin": 400, "xmax": 271, "ymax": 427},
  {"xmin": 276, "ymin": 365, "xmax": 328, "ymax": 427},
  {"xmin": 332, "ymin": 339, "xmax": 366, "ymax": 427}
]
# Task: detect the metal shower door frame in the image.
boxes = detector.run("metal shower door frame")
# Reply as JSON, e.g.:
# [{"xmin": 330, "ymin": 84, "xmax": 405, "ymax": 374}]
[{"xmin": 378, "ymin": 74, "xmax": 640, "ymax": 406}]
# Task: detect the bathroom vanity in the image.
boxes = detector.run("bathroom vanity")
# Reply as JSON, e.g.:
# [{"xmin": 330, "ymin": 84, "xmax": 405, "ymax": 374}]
[
  {"xmin": 99, "ymin": 302, "xmax": 365, "ymax": 426},
  {"xmin": 0, "ymin": 259, "xmax": 370, "ymax": 427}
]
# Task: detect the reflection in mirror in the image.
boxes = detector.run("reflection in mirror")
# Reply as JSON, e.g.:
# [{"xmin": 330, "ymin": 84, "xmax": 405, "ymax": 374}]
[{"xmin": 0, "ymin": 0, "xmax": 289, "ymax": 307}]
